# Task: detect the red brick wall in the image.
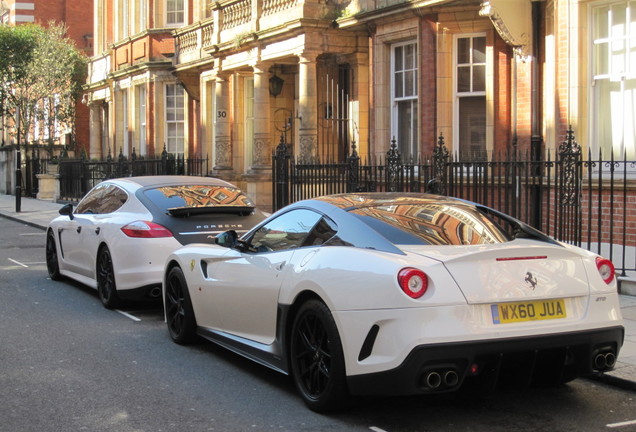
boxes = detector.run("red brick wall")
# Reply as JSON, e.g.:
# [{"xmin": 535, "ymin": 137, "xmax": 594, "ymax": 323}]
[
  {"xmin": 493, "ymin": 33, "xmax": 511, "ymax": 154},
  {"xmin": 420, "ymin": 15, "xmax": 437, "ymax": 155}
]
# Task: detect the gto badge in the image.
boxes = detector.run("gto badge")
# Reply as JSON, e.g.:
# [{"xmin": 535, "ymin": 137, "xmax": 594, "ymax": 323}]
[{"xmin": 525, "ymin": 272, "xmax": 538, "ymax": 290}]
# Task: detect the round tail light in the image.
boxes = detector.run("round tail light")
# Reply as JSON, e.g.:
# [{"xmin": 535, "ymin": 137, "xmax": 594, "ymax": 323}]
[
  {"xmin": 596, "ymin": 257, "xmax": 615, "ymax": 285},
  {"xmin": 398, "ymin": 267, "xmax": 429, "ymax": 299}
]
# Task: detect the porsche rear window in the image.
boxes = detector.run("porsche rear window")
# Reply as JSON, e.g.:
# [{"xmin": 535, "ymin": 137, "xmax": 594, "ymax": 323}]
[
  {"xmin": 349, "ymin": 203, "xmax": 509, "ymax": 246},
  {"xmin": 144, "ymin": 185, "xmax": 255, "ymax": 211}
]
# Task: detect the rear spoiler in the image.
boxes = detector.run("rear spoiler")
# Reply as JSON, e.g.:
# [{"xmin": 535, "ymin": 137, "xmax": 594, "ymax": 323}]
[{"xmin": 168, "ymin": 206, "xmax": 255, "ymax": 217}]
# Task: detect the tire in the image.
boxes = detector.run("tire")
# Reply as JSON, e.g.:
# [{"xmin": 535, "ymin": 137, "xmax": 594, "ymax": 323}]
[
  {"xmin": 164, "ymin": 266, "xmax": 197, "ymax": 345},
  {"xmin": 45, "ymin": 230, "xmax": 62, "ymax": 281},
  {"xmin": 290, "ymin": 299, "xmax": 348, "ymax": 412},
  {"xmin": 96, "ymin": 246, "xmax": 120, "ymax": 309}
]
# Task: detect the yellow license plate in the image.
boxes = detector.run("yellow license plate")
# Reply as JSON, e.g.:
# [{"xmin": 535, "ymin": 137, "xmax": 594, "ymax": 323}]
[{"xmin": 491, "ymin": 299, "xmax": 567, "ymax": 324}]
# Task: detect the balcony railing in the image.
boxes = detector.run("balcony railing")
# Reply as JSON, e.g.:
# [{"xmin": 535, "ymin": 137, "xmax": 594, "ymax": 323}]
[
  {"xmin": 175, "ymin": 18, "xmax": 215, "ymax": 64},
  {"xmin": 174, "ymin": 0, "xmax": 328, "ymax": 65}
]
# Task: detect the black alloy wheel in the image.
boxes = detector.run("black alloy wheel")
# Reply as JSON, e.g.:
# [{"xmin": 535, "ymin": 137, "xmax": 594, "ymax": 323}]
[
  {"xmin": 96, "ymin": 246, "xmax": 120, "ymax": 309},
  {"xmin": 165, "ymin": 266, "xmax": 197, "ymax": 345},
  {"xmin": 45, "ymin": 230, "xmax": 61, "ymax": 280},
  {"xmin": 290, "ymin": 299, "xmax": 348, "ymax": 412}
]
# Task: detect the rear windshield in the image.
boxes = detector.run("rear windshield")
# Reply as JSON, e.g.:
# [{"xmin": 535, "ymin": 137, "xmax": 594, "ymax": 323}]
[
  {"xmin": 350, "ymin": 203, "xmax": 509, "ymax": 246},
  {"xmin": 143, "ymin": 185, "xmax": 255, "ymax": 211}
]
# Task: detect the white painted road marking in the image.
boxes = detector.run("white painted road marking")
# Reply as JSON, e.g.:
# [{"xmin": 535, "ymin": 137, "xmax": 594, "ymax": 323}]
[
  {"xmin": 370, "ymin": 427, "xmax": 389, "ymax": 432},
  {"xmin": 8, "ymin": 258, "xmax": 28, "ymax": 268},
  {"xmin": 607, "ymin": 419, "xmax": 636, "ymax": 428},
  {"xmin": 115, "ymin": 310, "xmax": 142, "ymax": 322}
]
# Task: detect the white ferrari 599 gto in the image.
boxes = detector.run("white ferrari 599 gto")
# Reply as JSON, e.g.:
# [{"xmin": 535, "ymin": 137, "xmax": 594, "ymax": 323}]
[{"xmin": 162, "ymin": 193, "xmax": 624, "ymax": 412}]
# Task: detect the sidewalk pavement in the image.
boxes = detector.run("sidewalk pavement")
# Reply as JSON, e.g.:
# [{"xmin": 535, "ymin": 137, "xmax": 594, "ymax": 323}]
[{"xmin": 1, "ymin": 193, "xmax": 635, "ymax": 390}]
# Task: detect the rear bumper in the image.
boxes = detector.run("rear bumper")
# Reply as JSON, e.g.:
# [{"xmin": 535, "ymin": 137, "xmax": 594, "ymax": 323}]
[{"xmin": 346, "ymin": 326, "xmax": 624, "ymax": 396}]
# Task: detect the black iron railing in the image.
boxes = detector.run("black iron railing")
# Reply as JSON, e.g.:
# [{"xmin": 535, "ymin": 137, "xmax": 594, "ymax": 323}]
[{"xmin": 57, "ymin": 150, "xmax": 209, "ymax": 201}]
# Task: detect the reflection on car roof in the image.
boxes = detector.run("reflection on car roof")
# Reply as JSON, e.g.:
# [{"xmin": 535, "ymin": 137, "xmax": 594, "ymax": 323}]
[{"xmin": 315, "ymin": 193, "xmax": 460, "ymax": 210}]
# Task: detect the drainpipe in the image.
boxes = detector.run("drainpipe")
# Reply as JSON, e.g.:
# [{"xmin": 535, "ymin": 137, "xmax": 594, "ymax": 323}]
[
  {"xmin": 530, "ymin": 0, "xmax": 543, "ymax": 229},
  {"xmin": 530, "ymin": 0, "xmax": 542, "ymax": 162}
]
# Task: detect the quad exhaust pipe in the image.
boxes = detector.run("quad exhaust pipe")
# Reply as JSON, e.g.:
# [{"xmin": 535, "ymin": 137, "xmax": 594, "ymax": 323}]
[{"xmin": 421, "ymin": 369, "xmax": 460, "ymax": 390}]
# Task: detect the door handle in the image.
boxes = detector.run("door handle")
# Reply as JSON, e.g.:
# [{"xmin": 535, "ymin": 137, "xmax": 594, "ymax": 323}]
[
  {"xmin": 95, "ymin": 227, "xmax": 100, "ymax": 235},
  {"xmin": 276, "ymin": 261, "xmax": 286, "ymax": 271},
  {"xmin": 76, "ymin": 226, "xmax": 82, "ymax": 233}
]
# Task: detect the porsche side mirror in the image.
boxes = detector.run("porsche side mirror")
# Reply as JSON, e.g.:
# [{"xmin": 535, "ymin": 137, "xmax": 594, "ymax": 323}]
[
  {"xmin": 59, "ymin": 203, "xmax": 74, "ymax": 220},
  {"xmin": 215, "ymin": 230, "xmax": 238, "ymax": 248}
]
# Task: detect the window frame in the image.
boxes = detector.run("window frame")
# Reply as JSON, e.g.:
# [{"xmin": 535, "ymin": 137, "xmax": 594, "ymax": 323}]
[
  {"xmin": 588, "ymin": 0, "xmax": 636, "ymax": 161},
  {"xmin": 166, "ymin": 0, "xmax": 186, "ymax": 27},
  {"xmin": 390, "ymin": 40, "xmax": 419, "ymax": 161},
  {"xmin": 453, "ymin": 33, "xmax": 487, "ymax": 161},
  {"xmin": 165, "ymin": 83, "xmax": 185, "ymax": 155}
]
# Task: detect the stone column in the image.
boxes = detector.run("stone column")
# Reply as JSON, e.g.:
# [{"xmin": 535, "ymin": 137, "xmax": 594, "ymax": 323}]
[
  {"xmin": 297, "ymin": 52, "xmax": 318, "ymax": 161},
  {"xmin": 251, "ymin": 62, "xmax": 272, "ymax": 169},
  {"xmin": 351, "ymin": 52, "xmax": 369, "ymax": 158},
  {"xmin": 200, "ymin": 72, "xmax": 216, "ymax": 166},
  {"xmin": 89, "ymin": 102, "xmax": 102, "ymax": 159},
  {"xmin": 214, "ymin": 72, "xmax": 232, "ymax": 171}
]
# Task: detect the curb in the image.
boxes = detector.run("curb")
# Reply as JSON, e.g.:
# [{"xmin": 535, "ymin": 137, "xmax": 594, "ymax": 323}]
[
  {"xmin": 0, "ymin": 212, "xmax": 48, "ymax": 231},
  {"xmin": 587, "ymin": 364, "xmax": 636, "ymax": 392}
]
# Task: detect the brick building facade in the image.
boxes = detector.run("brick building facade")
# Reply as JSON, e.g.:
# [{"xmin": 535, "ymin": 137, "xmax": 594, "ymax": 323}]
[{"xmin": 80, "ymin": 0, "xmax": 634, "ymax": 215}]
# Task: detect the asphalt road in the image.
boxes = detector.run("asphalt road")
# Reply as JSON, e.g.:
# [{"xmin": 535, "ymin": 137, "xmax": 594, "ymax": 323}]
[{"xmin": 1, "ymin": 218, "xmax": 636, "ymax": 432}]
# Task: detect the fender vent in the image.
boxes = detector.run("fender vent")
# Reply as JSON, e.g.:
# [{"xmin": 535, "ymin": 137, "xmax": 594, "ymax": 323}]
[{"xmin": 358, "ymin": 324, "xmax": 380, "ymax": 361}]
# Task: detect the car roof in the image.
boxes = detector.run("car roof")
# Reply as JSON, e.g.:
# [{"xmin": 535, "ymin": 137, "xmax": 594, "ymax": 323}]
[{"xmin": 107, "ymin": 176, "xmax": 234, "ymax": 189}]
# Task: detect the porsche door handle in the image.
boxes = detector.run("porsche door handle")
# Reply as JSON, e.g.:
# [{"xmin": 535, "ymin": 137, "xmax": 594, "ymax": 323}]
[
  {"xmin": 95, "ymin": 227, "xmax": 100, "ymax": 235},
  {"xmin": 76, "ymin": 226, "xmax": 82, "ymax": 233}
]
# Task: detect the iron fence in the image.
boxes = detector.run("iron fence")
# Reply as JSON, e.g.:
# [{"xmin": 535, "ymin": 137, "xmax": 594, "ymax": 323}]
[
  {"xmin": 273, "ymin": 128, "xmax": 636, "ymax": 278},
  {"xmin": 4, "ymin": 146, "xmax": 206, "ymax": 200},
  {"xmin": 57, "ymin": 151, "xmax": 209, "ymax": 201}
]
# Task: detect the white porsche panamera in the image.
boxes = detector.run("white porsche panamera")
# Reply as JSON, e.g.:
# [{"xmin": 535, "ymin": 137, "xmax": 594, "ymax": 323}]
[
  {"xmin": 162, "ymin": 193, "xmax": 624, "ymax": 412},
  {"xmin": 46, "ymin": 176, "xmax": 266, "ymax": 309}
]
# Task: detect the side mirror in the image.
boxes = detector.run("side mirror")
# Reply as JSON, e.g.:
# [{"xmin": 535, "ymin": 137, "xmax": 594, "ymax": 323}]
[
  {"xmin": 59, "ymin": 203, "xmax": 74, "ymax": 220},
  {"xmin": 215, "ymin": 230, "xmax": 238, "ymax": 248}
]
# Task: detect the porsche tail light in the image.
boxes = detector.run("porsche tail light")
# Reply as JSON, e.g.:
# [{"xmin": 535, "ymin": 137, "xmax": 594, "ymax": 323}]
[
  {"xmin": 121, "ymin": 221, "xmax": 173, "ymax": 238},
  {"xmin": 398, "ymin": 267, "xmax": 428, "ymax": 299},
  {"xmin": 596, "ymin": 257, "xmax": 615, "ymax": 285}
]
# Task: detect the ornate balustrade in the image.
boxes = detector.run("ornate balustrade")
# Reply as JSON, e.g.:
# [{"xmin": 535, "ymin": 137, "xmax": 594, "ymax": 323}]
[{"xmin": 173, "ymin": 0, "xmax": 328, "ymax": 65}]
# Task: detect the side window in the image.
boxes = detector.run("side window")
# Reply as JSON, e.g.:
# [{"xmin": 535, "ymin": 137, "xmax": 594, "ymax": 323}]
[
  {"xmin": 75, "ymin": 184, "xmax": 128, "ymax": 214},
  {"xmin": 249, "ymin": 209, "xmax": 322, "ymax": 252},
  {"xmin": 301, "ymin": 216, "xmax": 338, "ymax": 247}
]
